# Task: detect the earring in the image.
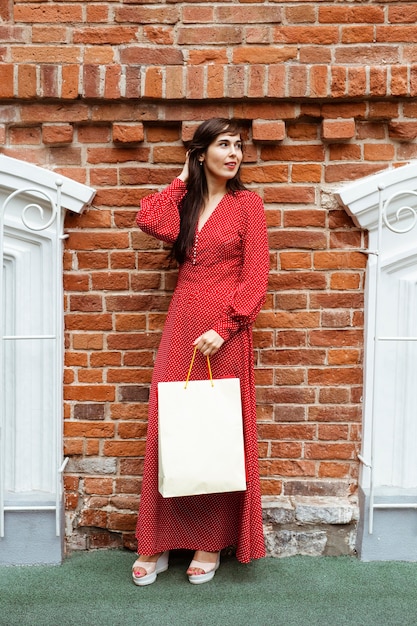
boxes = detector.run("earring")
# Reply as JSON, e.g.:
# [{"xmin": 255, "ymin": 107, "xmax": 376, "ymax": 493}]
[{"xmin": 199, "ymin": 161, "xmax": 203, "ymax": 166}]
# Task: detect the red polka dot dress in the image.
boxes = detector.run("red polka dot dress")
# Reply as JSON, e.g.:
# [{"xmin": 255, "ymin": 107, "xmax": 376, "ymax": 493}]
[{"xmin": 135, "ymin": 178, "xmax": 269, "ymax": 564}]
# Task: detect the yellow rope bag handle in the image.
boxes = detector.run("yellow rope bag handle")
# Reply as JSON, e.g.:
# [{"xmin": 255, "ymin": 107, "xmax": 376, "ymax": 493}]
[{"xmin": 184, "ymin": 345, "xmax": 214, "ymax": 389}]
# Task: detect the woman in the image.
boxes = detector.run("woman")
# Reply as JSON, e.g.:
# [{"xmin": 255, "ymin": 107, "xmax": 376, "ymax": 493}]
[{"xmin": 132, "ymin": 118, "xmax": 270, "ymax": 585}]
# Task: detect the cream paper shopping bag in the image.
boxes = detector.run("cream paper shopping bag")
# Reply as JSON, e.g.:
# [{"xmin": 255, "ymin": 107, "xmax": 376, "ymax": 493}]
[{"xmin": 157, "ymin": 349, "xmax": 247, "ymax": 498}]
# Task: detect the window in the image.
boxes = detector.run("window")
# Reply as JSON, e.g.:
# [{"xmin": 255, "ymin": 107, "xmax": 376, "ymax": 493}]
[{"xmin": 0, "ymin": 156, "xmax": 94, "ymax": 565}]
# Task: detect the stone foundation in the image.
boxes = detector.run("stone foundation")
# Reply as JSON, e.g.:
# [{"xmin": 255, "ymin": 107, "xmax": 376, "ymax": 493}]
[{"xmin": 263, "ymin": 496, "xmax": 358, "ymax": 558}]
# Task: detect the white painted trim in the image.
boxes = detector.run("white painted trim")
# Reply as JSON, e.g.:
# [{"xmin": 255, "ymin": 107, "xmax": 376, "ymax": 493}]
[
  {"xmin": 0, "ymin": 158, "xmax": 95, "ymax": 558},
  {"xmin": 0, "ymin": 155, "xmax": 95, "ymax": 214},
  {"xmin": 336, "ymin": 163, "xmax": 417, "ymax": 542},
  {"xmin": 336, "ymin": 160, "xmax": 417, "ymax": 230}
]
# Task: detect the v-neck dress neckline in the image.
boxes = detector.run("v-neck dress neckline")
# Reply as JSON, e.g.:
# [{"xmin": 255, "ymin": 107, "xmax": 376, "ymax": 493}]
[{"xmin": 197, "ymin": 193, "xmax": 227, "ymax": 233}]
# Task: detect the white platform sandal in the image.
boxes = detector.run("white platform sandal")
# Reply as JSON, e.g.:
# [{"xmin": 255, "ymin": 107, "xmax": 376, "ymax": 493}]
[
  {"xmin": 132, "ymin": 551, "xmax": 169, "ymax": 586},
  {"xmin": 187, "ymin": 554, "xmax": 220, "ymax": 585}
]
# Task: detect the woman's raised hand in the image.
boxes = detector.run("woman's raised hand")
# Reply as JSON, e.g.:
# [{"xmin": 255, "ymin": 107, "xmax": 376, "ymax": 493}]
[
  {"xmin": 178, "ymin": 151, "xmax": 190, "ymax": 183},
  {"xmin": 193, "ymin": 330, "xmax": 224, "ymax": 356}
]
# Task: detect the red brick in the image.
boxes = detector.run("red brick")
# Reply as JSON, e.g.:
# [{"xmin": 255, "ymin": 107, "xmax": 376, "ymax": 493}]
[
  {"xmin": 269, "ymin": 271, "xmax": 326, "ymax": 291},
  {"xmin": 0, "ymin": 0, "xmax": 11, "ymax": 21},
  {"xmin": 204, "ymin": 65, "xmax": 223, "ymax": 99},
  {"xmin": 65, "ymin": 314, "xmax": 113, "ymax": 331},
  {"xmin": 84, "ymin": 478, "xmax": 113, "ymax": 495},
  {"xmin": 322, "ymin": 119, "xmax": 355, "ymax": 141},
  {"xmin": 335, "ymin": 45, "xmax": 399, "ymax": 65},
  {"xmin": 179, "ymin": 25, "xmax": 241, "ymax": 45},
  {"xmin": 234, "ymin": 46, "xmax": 296, "ymax": 65},
  {"xmin": 261, "ymin": 144, "xmax": 325, "ymax": 162},
  {"xmin": 187, "ymin": 65, "xmax": 205, "ymax": 100},
  {"xmin": 286, "ymin": 5, "xmax": 315, "ymax": 24},
  {"xmin": 264, "ymin": 185, "xmax": 315, "ymax": 204},
  {"xmin": 74, "ymin": 27, "xmax": 137, "ymax": 45},
  {"xmin": 121, "ymin": 47, "xmax": 183, "ymax": 65},
  {"xmin": 65, "ymin": 492, "xmax": 79, "ymax": 510},
  {"xmin": 364, "ymin": 143, "xmax": 395, "ymax": 161},
  {"xmin": 291, "ymin": 164, "xmax": 322, "ymax": 183},
  {"xmin": 325, "ymin": 163, "xmax": 386, "ymax": 183},
  {"xmin": 377, "ymin": 25, "xmax": 417, "ymax": 43},
  {"xmin": 329, "ymin": 144, "xmax": 361, "ymax": 161},
  {"xmin": 188, "ymin": 49, "xmax": 228, "ymax": 65},
  {"xmin": 252, "ymin": 119, "xmax": 285, "ymax": 142},
  {"xmin": 42, "ymin": 124, "xmax": 73, "ymax": 145},
  {"xmin": 331, "ymin": 67, "xmax": 347, "ymax": 98},
  {"xmin": 318, "ymin": 424, "xmax": 349, "ymax": 441},
  {"xmin": 308, "ymin": 367, "xmax": 362, "ymax": 385},
  {"xmin": 370, "ymin": 67, "xmax": 388, "ymax": 97},
  {"xmin": 389, "ymin": 6, "xmax": 417, "ymax": 23},
  {"xmin": 87, "ymin": 5, "xmax": 109, "ymax": 23},
  {"xmin": 103, "ymin": 441, "xmax": 146, "ymax": 457},
  {"xmin": 288, "ymin": 65, "xmax": 308, "ymax": 98},
  {"xmin": 348, "ymin": 67, "xmax": 367, "ymax": 98},
  {"xmin": 125, "ymin": 65, "xmax": 141, "ymax": 99},
  {"xmin": 269, "ymin": 230, "xmax": 326, "ymax": 250},
  {"xmin": 389, "ymin": 122, "xmax": 417, "ymax": 141},
  {"xmin": 341, "ymin": 26, "xmax": 374, "ymax": 45},
  {"xmin": 259, "ymin": 423, "xmax": 316, "ymax": 440},
  {"xmin": 182, "ymin": 5, "xmax": 213, "ymax": 23},
  {"xmin": 262, "ymin": 348, "xmax": 325, "ymax": 367},
  {"xmin": 40, "ymin": 65, "xmax": 59, "ymax": 98},
  {"xmin": 319, "ymin": 463, "xmax": 350, "ymax": 479},
  {"xmin": 64, "ymin": 439, "xmax": 84, "ymax": 455},
  {"xmin": 310, "ymin": 65, "xmax": 329, "ymax": 98},
  {"xmin": 287, "ymin": 123, "xmax": 318, "ymax": 141},
  {"xmin": 305, "ymin": 443, "xmax": 356, "ymax": 461},
  {"xmin": 309, "ymin": 330, "xmax": 363, "ymax": 348},
  {"xmin": 328, "ymin": 349, "xmax": 361, "ymax": 365},
  {"xmin": 260, "ymin": 480, "xmax": 283, "ymax": 496},
  {"xmin": 300, "ymin": 46, "xmax": 331, "ymax": 65},
  {"xmin": 242, "ymin": 164, "xmax": 288, "ymax": 183},
  {"xmin": 113, "ymin": 123, "xmax": 144, "ymax": 144},
  {"xmin": 64, "ymin": 385, "xmax": 114, "ymax": 402},
  {"xmin": 115, "ymin": 6, "xmax": 179, "ymax": 25},
  {"xmin": 64, "ymin": 476, "xmax": 79, "ymax": 492},
  {"xmin": 79, "ymin": 509, "xmax": 107, "ymax": 528},
  {"xmin": 83, "ymin": 65, "xmax": 101, "ymax": 98},
  {"xmin": 390, "ymin": 66, "xmax": 409, "ymax": 97},
  {"xmin": 284, "ymin": 210, "xmax": 326, "ymax": 228},
  {"xmin": 320, "ymin": 310, "xmax": 351, "ymax": 328},
  {"xmin": 274, "ymin": 26, "xmax": 338, "ymax": 45},
  {"xmin": 10, "ymin": 126, "xmax": 41, "ymax": 145},
  {"xmin": 107, "ymin": 512, "xmax": 137, "ymax": 531},
  {"xmin": 248, "ymin": 65, "xmax": 266, "ymax": 98},
  {"xmin": 260, "ymin": 459, "xmax": 315, "ymax": 477},
  {"xmin": 267, "ymin": 65, "xmax": 286, "ymax": 98},
  {"xmin": 18, "ymin": 64, "xmax": 37, "ymax": 99},
  {"xmin": 280, "ymin": 251, "xmax": 312, "ymax": 270},
  {"xmin": 368, "ymin": 101, "xmax": 399, "ymax": 119},
  {"xmin": 144, "ymin": 66, "xmax": 163, "ymax": 99},
  {"xmin": 314, "ymin": 251, "xmax": 366, "ymax": 270}
]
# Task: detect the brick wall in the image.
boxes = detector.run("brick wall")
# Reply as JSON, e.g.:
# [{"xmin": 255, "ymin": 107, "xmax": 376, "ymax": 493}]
[{"xmin": 1, "ymin": 0, "xmax": 417, "ymax": 553}]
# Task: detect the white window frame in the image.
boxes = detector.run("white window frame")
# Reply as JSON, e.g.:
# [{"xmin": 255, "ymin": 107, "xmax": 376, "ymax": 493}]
[
  {"xmin": 337, "ymin": 161, "xmax": 417, "ymax": 535},
  {"xmin": 0, "ymin": 156, "xmax": 94, "ymax": 545}
]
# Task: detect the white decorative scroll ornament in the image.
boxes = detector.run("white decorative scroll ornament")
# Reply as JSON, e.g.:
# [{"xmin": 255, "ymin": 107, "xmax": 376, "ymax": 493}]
[{"xmin": 381, "ymin": 189, "xmax": 417, "ymax": 234}]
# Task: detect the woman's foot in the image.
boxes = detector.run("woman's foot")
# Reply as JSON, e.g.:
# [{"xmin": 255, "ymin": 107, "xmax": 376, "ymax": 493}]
[
  {"xmin": 187, "ymin": 550, "xmax": 220, "ymax": 584},
  {"xmin": 132, "ymin": 551, "xmax": 169, "ymax": 586}
]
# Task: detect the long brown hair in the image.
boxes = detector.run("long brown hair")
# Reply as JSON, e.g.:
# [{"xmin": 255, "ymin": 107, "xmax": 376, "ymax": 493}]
[{"xmin": 172, "ymin": 118, "xmax": 246, "ymax": 264}]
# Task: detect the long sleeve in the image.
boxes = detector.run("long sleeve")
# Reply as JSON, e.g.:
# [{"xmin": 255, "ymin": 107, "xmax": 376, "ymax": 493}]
[
  {"xmin": 212, "ymin": 193, "xmax": 269, "ymax": 342},
  {"xmin": 136, "ymin": 178, "xmax": 187, "ymax": 243}
]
